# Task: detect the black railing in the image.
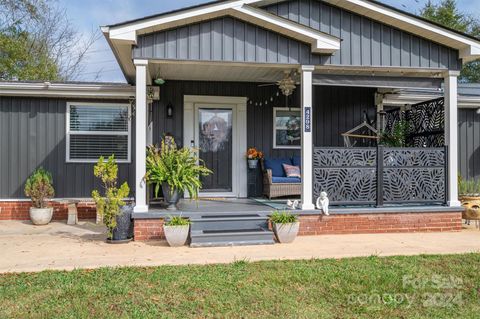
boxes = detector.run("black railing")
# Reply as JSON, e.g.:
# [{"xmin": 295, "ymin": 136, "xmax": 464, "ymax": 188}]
[{"xmin": 313, "ymin": 146, "xmax": 447, "ymax": 206}]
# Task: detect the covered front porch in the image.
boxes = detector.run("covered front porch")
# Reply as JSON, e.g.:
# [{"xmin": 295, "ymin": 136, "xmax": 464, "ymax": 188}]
[{"xmin": 131, "ymin": 60, "xmax": 461, "ymax": 214}]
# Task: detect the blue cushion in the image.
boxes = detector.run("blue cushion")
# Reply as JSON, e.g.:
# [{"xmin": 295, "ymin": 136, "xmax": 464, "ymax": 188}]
[
  {"xmin": 272, "ymin": 176, "xmax": 301, "ymax": 184},
  {"xmin": 292, "ymin": 156, "xmax": 301, "ymax": 168},
  {"xmin": 264, "ymin": 158, "xmax": 292, "ymax": 177}
]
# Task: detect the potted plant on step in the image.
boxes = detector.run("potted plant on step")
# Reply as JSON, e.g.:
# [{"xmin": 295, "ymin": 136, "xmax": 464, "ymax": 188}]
[
  {"xmin": 246, "ymin": 147, "xmax": 264, "ymax": 169},
  {"xmin": 24, "ymin": 168, "xmax": 55, "ymax": 225},
  {"xmin": 458, "ymin": 175, "xmax": 480, "ymax": 221},
  {"xmin": 92, "ymin": 155, "xmax": 132, "ymax": 243},
  {"xmin": 145, "ymin": 139, "xmax": 212, "ymax": 210},
  {"xmin": 164, "ymin": 216, "xmax": 191, "ymax": 247},
  {"xmin": 270, "ymin": 210, "xmax": 299, "ymax": 244}
]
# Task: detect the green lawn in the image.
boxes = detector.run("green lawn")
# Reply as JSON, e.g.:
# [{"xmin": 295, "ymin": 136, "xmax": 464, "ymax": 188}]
[{"xmin": 1, "ymin": 254, "xmax": 479, "ymax": 319}]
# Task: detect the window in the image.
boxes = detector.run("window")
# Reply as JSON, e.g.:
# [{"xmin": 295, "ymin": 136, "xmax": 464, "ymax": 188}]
[
  {"xmin": 66, "ymin": 102, "xmax": 131, "ymax": 163},
  {"xmin": 273, "ymin": 107, "xmax": 301, "ymax": 149}
]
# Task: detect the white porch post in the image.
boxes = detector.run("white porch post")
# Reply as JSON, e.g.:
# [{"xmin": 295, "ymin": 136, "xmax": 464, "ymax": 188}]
[
  {"xmin": 133, "ymin": 59, "xmax": 149, "ymax": 213},
  {"xmin": 300, "ymin": 65, "xmax": 315, "ymax": 210},
  {"xmin": 445, "ymin": 70, "xmax": 461, "ymax": 207}
]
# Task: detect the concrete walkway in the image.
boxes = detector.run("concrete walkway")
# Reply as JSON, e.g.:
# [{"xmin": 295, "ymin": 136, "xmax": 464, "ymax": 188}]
[{"xmin": 1, "ymin": 220, "xmax": 479, "ymax": 273}]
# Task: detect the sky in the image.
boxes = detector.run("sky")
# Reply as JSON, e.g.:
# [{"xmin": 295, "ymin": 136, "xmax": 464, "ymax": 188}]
[{"xmin": 63, "ymin": 0, "xmax": 480, "ymax": 83}]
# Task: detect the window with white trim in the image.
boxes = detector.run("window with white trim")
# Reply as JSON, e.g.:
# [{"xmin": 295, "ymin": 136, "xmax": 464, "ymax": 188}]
[
  {"xmin": 273, "ymin": 107, "xmax": 301, "ymax": 149},
  {"xmin": 66, "ymin": 102, "xmax": 131, "ymax": 163}
]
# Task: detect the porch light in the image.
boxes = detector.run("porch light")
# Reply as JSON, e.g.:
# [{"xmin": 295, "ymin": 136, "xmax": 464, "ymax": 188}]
[{"xmin": 166, "ymin": 102, "xmax": 174, "ymax": 118}]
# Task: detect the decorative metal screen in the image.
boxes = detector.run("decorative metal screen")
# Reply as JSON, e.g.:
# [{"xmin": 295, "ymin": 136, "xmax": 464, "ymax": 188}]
[
  {"xmin": 384, "ymin": 98, "xmax": 445, "ymax": 147},
  {"xmin": 313, "ymin": 147, "xmax": 447, "ymax": 206},
  {"xmin": 382, "ymin": 148, "xmax": 446, "ymax": 204},
  {"xmin": 313, "ymin": 148, "xmax": 377, "ymax": 205}
]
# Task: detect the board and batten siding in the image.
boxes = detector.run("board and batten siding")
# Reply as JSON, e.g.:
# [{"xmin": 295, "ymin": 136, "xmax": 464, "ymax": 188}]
[
  {"xmin": 459, "ymin": 108, "xmax": 480, "ymax": 181},
  {"xmin": 153, "ymin": 81, "xmax": 376, "ymax": 196},
  {"xmin": 0, "ymin": 96, "xmax": 135, "ymax": 199},
  {"xmin": 133, "ymin": 0, "xmax": 460, "ymax": 70}
]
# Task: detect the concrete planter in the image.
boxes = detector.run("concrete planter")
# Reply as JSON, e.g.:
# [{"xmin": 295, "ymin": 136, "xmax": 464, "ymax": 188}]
[
  {"xmin": 273, "ymin": 222, "xmax": 300, "ymax": 243},
  {"xmin": 164, "ymin": 225, "xmax": 190, "ymax": 247},
  {"xmin": 162, "ymin": 183, "xmax": 182, "ymax": 211},
  {"xmin": 29, "ymin": 207, "xmax": 53, "ymax": 225}
]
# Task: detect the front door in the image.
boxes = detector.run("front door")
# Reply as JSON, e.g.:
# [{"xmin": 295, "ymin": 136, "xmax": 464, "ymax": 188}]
[
  {"xmin": 184, "ymin": 95, "xmax": 247, "ymax": 198},
  {"xmin": 196, "ymin": 107, "xmax": 233, "ymax": 193}
]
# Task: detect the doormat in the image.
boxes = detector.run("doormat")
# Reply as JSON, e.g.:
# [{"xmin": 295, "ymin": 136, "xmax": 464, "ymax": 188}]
[{"xmin": 252, "ymin": 198, "xmax": 290, "ymax": 210}]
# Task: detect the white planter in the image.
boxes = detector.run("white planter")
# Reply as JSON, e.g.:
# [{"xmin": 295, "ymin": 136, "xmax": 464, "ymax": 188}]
[
  {"xmin": 248, "ymin": 159, "xmax": 258, "ymax": 169},
  {"xmin": 29, "ymin": 207, "xmax": 53, "ymax": 225},
  {"xmin": 273, "ymin": 222, "xmax": 300, "ymax": 244},
  {"xmin": 164, "ymin": 225, "xmax": 190, "ymax": 247}
]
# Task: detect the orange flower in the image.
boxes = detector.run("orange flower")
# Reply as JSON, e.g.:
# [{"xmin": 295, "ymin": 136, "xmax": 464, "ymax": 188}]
[{"xmin": 246, "ymin": 148, "xmax": 263, "ymax": 160}]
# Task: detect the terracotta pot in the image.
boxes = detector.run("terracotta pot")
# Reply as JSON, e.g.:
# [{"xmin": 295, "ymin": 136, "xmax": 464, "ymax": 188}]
[
  {"xmin": 29, "ymin": 207, "xmax": 53, "ymax": 225},
  {"xmin": 273, "ymin": 222, "xmax": 300, "ymax": 243},
  {"xmin": 164, "ymin": 225, "xmax": 190, "ymax": 247},
  {"xmin": 460, "ymin": 195, "xmax": 480, "ymax": 220}
]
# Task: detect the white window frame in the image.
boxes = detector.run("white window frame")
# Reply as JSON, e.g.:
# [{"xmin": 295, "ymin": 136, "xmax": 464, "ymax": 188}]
[
  {"xmin": 66, "ymin": 102, "xmax": 131, "ymax": 163},
  {"xmin": 273, "ymin": 107, "xmax": 301, "ymax": 149}
]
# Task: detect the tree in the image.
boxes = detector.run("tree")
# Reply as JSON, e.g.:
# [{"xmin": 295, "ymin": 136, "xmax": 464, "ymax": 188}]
[
  {"xmin": 0, "ymin": 0, "xmax": 99, "ymax": 81},
  {"xmin": 420, "ymin": 0, "xmax": 480, "ymax": 83}
]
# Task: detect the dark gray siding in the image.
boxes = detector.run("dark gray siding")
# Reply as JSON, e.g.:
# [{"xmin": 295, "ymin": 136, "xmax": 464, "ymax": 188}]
[
  {"xmin": 133, "ymin": 0, "xmax": 461, "ymax": 70},
  {"xmin": 459, "ymin": 109, "xmax": 480, "ymax": 181},
  {"xmin": 0, "ymin": 96, "xmax": 135, "ymax": 199},
  {"xmin": 153, "ymin": 80, "xmax": 376, "ymax": 196},
  {"xmin": 264, "ymin": 0, "xmax": 460, "ymax": 69}
]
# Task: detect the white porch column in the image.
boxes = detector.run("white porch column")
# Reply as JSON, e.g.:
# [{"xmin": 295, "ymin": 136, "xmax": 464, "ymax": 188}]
[
  {"xmin": 133, "ymin": 59, "xmax": 149, "ymax": 213},
  {"xmin": 445, "ymin": 70, "xmax": 461, "ymax": 207},
  {"xmin": 300, "ymin": 65, "xmax": 315, "ymax": 210}
]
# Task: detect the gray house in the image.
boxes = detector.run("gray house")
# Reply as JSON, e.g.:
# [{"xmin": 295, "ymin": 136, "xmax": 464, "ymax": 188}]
[{"xmin": 1, "ymin": 0, "xmax": 480, "ymax": 242}]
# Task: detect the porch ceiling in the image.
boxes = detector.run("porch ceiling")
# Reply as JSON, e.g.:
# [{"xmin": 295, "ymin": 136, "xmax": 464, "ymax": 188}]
[{"xmin": 147, "ymin": 61, "xmax": 445, "ymax": 85}]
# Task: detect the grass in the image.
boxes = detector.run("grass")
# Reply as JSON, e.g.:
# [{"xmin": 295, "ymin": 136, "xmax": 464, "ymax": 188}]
[{"xmin": 1, "ymin": 254, "xmax": 480, "ymax": 318}]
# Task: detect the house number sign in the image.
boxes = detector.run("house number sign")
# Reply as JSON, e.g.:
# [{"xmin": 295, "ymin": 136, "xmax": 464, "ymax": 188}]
[{"xmin": 304, "ymin": 106, "xmax": 312, "ymax": 132}]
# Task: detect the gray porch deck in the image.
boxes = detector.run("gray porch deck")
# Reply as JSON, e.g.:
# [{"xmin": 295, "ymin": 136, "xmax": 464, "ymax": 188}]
[{"xmin": 131, "ymin": 198, "xmax": 462, "ymax": 219}]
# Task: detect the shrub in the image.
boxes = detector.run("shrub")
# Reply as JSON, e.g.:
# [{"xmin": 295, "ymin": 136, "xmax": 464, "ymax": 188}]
[
  {"xmin": 24, "ymin": 168, "xmax": 55, "ymax": 208},
  {"xmin": 165, "ymin": 216, "xmax": 191, "ymax": 226},
  {"xmin": 458, "ymin": 175, "xmax": 480, "ymax": 196},
  {"xmin": 270, "ymin": 210, "xmax": 298, "ymax": 224},
  {"xmin": 145, "ymin": 139, "xmax": 212, "ymax": 200},
  {"xmin": 92, "ymin": 155, "xmax": 130, "ymax": 238}
]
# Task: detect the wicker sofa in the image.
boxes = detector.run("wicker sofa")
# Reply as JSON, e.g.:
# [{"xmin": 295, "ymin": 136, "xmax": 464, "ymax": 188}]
[{"xmin": 262, "ymin": 157, "xmax": 301, "ymax": 199}]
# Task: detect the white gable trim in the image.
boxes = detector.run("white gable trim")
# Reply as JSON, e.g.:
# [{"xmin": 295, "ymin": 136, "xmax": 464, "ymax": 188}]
[{"xmin": 106, "ymin": 2, "xmax": 340, "ymax": 55}]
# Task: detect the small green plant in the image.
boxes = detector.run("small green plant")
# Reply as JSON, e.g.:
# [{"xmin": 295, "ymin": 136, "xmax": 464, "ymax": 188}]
[
  {"xmin": 458, "ymin": 175, "xmax": 480, "ymax": 196},
  {"xmin": 270, "ymin": 210, "xmax": 298, "ymax": 224},
  {"xmin": 92, "ymin": 155, "xmax": 130, "ymax": 238},
  {"xmin": 165, "ymin": 216, "xmax": 191, "ymax": 226},
  {"xmin": 145, "ymin": 139, "xmax": 212, "ymax": 200},
  {"xmin": 380, "ymin": 120, "xmax": 410, "ymax": 147},
  {"xmin": 24, "ymin": 168, "xmax": 55, "ymax": 208}
]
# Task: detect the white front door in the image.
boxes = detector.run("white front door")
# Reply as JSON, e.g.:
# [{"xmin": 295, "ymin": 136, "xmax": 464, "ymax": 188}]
[{"xmin": 184, "ymin": 95, "xmax": 247, "ymax": 198}]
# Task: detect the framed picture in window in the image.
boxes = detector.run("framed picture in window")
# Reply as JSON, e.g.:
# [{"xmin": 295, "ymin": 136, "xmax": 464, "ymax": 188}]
[{"xmin": 273, "ymin": 107, "xmax": 301, "ymax": 149}]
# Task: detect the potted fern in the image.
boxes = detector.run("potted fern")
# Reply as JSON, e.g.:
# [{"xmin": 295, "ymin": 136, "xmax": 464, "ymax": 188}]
[
  {"xmin": 164, "ymin": 216, "xmax": 191, "ymax": 247},
  {"xmin": 92, "ymin": 155, "xmax": 132, "ymax": 243},
  {"xmin": 145, "ymin": 140, "xmax": 212, "ymax": 210},
  {"xmin": 270, "ymin": 210, "xmax": 299, "ymax": 244},
  {"xmin": 24, "ymin": 168, "xmax": 55, "ymax": 225}
]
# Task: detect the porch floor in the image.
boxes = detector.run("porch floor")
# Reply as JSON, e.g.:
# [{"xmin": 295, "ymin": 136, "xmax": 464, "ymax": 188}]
[{"xmin": 134, "ymin": 198, "xmax": 462, "ymax": 219}]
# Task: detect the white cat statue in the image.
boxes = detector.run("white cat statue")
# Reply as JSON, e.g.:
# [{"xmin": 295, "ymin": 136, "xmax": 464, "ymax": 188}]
[{"xmin": 316, "ymin": 192, "xmax": 330, "ymax": 215}]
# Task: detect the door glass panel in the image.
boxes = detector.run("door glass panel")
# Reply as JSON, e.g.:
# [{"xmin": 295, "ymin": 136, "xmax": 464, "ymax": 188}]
[{"xmin": 198, "ymin": 108, "xmax": 233, "ymax": 192}]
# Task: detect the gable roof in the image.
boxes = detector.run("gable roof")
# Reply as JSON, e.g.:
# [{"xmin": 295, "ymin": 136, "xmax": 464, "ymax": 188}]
[{"xmin": 102, "ymin": 0, "xmax": 480, "ymax": 82}]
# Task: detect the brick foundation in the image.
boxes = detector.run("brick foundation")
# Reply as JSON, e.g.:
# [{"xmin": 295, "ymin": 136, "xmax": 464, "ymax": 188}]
[
  {"xmin": 0, "ymin": 201, "xmax": 97, "ymax": 221},
  {"xmin": 132, "ymin": 211, "xmax": 462, "ymax": 241},
  {"xmin": 134, "ymin": 219, "xmax": 165, "ymax": 241},
  {"xmin": 298, "ymin": 212, "xmax": 462, "ymax": 235}
]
